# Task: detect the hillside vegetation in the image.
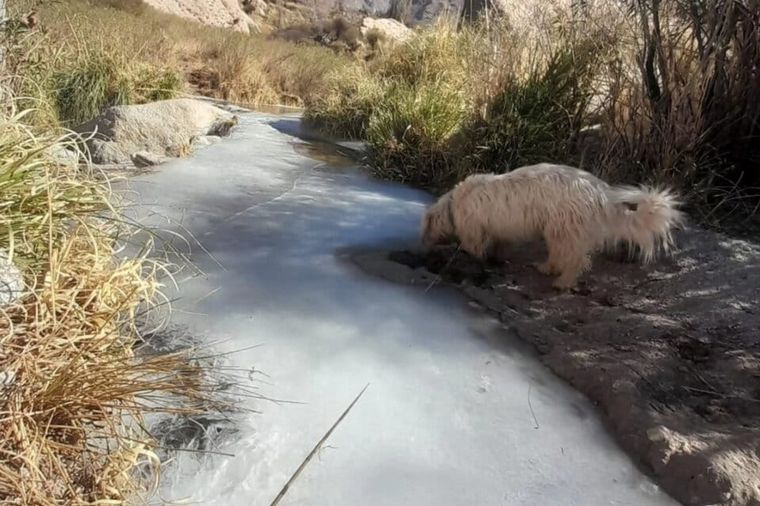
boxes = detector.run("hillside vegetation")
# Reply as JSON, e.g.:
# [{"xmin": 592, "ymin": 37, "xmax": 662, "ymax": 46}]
[
  {"xmin": 15, "ymin": 0, "xmax": 759, "ymax": 222},
  {"xmin": 306, "ymin": 1, "xmax": 760, "ymax": 223},
  {"xmin": 9, "ymin": 0, "xmax": 353, "ymax": 127}
]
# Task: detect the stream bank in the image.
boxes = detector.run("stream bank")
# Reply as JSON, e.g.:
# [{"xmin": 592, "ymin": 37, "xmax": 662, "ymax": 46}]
[{"xmin": 353, "ymin": 228, "xmax": 760, "ymax": 506}]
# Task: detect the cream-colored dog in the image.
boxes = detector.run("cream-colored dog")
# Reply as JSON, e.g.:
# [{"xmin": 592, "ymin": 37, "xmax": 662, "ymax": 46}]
[{"xmin": 421, "ymin": 163, "xmax": 683, "ymax": 289}]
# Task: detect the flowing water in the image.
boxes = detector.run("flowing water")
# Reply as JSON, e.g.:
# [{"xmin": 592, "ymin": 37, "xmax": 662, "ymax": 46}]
[{"xmin": 127, "ymin": 113, "xmax": 677, "ymax": 506}]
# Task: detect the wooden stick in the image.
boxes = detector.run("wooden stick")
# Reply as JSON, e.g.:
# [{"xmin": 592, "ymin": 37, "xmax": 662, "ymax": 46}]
[{"xmin": 270, "ymin": 384, "xmax": 370, "ymax": 506}]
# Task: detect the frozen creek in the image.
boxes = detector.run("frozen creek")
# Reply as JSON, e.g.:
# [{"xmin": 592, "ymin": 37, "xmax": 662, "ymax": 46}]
[{"xmin": 127, "ymin": 113, "xmax": 678, "ymax": 506}]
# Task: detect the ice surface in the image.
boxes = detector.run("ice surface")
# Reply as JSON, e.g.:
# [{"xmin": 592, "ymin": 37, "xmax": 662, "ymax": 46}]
[{"xmin": 126, "ymin": 114, "xmax": 677, "ymax": 506}]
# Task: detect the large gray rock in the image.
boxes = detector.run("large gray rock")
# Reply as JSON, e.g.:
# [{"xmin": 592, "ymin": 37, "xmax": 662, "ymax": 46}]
[
  {"xmin": 75, "ymin": 99, "xmax": 239, "ymax": 165},
  {"xmin": 131, "ymin": 151, "xmax": 170, "ymax": 168},
  {"xmin": 0, "ymin": 249, "xmax": 23, "ymax": 306},
  {"xmin": 360, "ymin": 17, "xmax": 412, "ymax": 43}
]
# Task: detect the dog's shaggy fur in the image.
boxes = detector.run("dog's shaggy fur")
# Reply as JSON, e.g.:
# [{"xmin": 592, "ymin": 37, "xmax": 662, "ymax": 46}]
[{"xmin": 421, "ymin": 163, "xmax": 683, "ymax": 289}]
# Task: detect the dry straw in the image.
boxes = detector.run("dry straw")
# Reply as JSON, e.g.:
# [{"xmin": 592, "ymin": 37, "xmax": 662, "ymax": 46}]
[{"xmin": 0, "ymin": 96, "xmax": 234, "ymax": 504}]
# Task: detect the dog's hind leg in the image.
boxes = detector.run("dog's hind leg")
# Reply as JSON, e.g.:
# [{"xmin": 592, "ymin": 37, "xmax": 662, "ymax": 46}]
[{"xmin": 553, "ymin": 253, "xmax": 590, "ymax": 289}]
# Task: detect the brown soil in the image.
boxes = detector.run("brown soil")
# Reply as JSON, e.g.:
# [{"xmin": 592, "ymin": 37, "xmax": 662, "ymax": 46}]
[{"xmin": 351, "ymin": 227, "xmax": 760, "ymax": 506}]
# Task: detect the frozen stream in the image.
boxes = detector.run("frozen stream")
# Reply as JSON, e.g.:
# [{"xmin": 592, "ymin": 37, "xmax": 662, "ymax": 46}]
[{"xmin": 127, "ymin": 112, "xmax": 677, "ymax": 506}]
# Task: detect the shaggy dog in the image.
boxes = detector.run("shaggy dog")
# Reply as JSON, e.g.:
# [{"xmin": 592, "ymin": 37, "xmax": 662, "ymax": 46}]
[{"xmin": 420, "ymin": 163, "xmax": 683, "ymax": 289}]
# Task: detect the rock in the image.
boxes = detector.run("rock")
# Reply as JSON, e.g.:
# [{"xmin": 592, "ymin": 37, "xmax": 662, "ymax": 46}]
[
  {"xmin": 0, "ymin": 249, "xmax": 23, "ymax": 306},
  {"xmin": 143, "ymin": 0, "xmax": 257, "ymax": 33},
  {"xmin": 131, "ymin": 151, "xmax": 170, "ymax": 168},
  {"xmin": 191, "ymin": 135, "xmax": 222, "ymax": 148},
  {"xmin": 75, "ymin": 99, "xmax": 238, "ymax": 165},
  {"xmin": 360, "ymin": 17, "xmax": 412, "ymax": 43}
]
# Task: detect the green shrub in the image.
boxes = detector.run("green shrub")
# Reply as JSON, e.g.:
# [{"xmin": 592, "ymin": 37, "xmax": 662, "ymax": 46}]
[
  {"xmin": 304, "ymin": 21, "xmax": 602, "ymax": 191},
  {"xmin": 366, "ymin": 81, "xmax": 467, "ymax": 188},
  {"xmin": 52, "ymin": 54, "xmax": 130, "ymax": 126},
  {"xmin": 464, "ymin": 44, "xmax": 597, "ymax": 174}
]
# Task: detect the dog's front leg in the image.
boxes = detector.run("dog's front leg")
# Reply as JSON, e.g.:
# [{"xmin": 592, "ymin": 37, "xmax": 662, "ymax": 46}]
[
  {"xmin": 458, "ymin": 226, "xmax": 490, "ymax": 260},
  {"xmin": 535, "ymin": 260, "xmax": 559, "ymax": 276},
  {"xmin": 543, "ymin": 230, "xmax": 591, "ymax": 290}
]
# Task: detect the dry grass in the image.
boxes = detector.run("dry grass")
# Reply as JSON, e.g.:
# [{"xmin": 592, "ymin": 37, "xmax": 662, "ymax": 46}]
[
  {"xmin": 0, "ymin": 98, "xmax": 236, "ymax": 503},
  {"xmin": 303, "ymin": 64, "xmax": 385, "ymax": 138},
  {"xmin": 15, "ymin": 0, "xmax": 353, "ymax": 113},
  {"xmin": 598, "ymin": 0, "xmax": 760, "ymax": 219},
  {"xmin": 2, "ymin": 7, "xmax": 184, "ymax": 128}
]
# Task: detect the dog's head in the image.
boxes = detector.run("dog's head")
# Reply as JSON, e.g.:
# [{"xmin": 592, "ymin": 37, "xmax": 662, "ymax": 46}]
[{"xmin": 420, "ymin": 192, "xmax": 456, "ymax": 248}]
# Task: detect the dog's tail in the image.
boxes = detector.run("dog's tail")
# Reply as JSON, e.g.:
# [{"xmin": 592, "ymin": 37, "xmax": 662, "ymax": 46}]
[{"xmin": 606, "ymin": 185, "xmax": 684, "ymax": 262}]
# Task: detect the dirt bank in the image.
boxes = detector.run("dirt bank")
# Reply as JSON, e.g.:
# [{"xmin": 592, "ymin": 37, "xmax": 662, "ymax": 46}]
[{"xmin": 352, "ymin": 227, "xmax": 760, "ymax": 506}]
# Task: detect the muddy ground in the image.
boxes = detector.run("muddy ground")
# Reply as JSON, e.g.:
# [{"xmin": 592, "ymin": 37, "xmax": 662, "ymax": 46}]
[{"xmin": 352, "ymin": 227, "xmax": 760, "ymax": 506}]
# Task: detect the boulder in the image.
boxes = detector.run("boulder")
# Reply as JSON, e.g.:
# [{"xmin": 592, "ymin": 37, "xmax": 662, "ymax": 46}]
[
  {"xmin": 143, "ymin": 0, "xmax": 257, "ymax": 33},
  {"xmin": 360, "ymin": 17, "xmax": 412, "ymax": 43},
  {"xmin": 131, "ymin": 151, "xmax": 170, "ymax": 168},
  {"xmin": 75, "ymin": 99, "xmax": 238, "ymax": 165},
  {"xmin": 0, "ymin": 249, "xmax": 23, "ymax": 306}
]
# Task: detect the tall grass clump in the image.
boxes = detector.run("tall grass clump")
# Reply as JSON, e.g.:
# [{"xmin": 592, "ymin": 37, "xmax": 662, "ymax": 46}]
[
  {"xmin": 360, "ymin": 22, "xmax": 479, "ymax": 187},
  {"xmin": 0, "ymin": 111, "xmax": 105, "ymax": 269},
  {"xmin": 306, "ymin": 19, "xmax": 475, "ymax": 140},
  {"xmin": 306, "ymin": 16, "xmax": 601, "ymax": 190},
  {"xmin": 373, "ymin": 20, "xmax": 474, "ymax": 88},
  {"xmin": 3, "ymin": 7, "xmax": 183, "ymax": 128},
  {"xmin": 465, "ymin": 41, "xmax": 600, "ymax": 174},
  {"xmin": 51, "ymin": 54, "xmax": 131, "ymax": 126},
  {"xmin": 366, "ymin": 81, "xmax": 467, "ymax": 187},
  {"xmin": 195, "ymin": 36, "xmax": 279, "ymax": 105},
  {"xmin": 304, "ymin": 65, "xmax": 385, "ymax": 138},
  {"xmin": 52, "ymin": 52, "xmax": 183, "ymax": 126},
  {"xmin": 0, "ymin": 98, "xmax": 232, "ymax": 503}
]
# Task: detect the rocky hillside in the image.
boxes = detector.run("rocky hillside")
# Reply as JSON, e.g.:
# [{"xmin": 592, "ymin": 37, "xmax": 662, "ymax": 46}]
[{"xmin": 142, "ymin": 0, "xmax": 490, "ymax": 30}]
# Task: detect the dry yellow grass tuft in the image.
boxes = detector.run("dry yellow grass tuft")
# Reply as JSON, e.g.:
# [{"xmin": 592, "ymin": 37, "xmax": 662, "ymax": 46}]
[{"xmin": 0, "ymin": 99, "xmax": 232, "ymax": 503}]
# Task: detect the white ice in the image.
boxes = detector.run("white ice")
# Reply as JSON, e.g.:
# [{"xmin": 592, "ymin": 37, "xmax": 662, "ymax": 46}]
[{"xmin": 126, "ymin": 113, "xmax": 678, "ymax": 506}]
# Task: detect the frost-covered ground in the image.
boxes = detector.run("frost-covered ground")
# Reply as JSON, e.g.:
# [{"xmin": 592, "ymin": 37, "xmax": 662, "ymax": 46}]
[{"xmin": 127, "ymin": 114, "xmax": 677, "ymax": 505}]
